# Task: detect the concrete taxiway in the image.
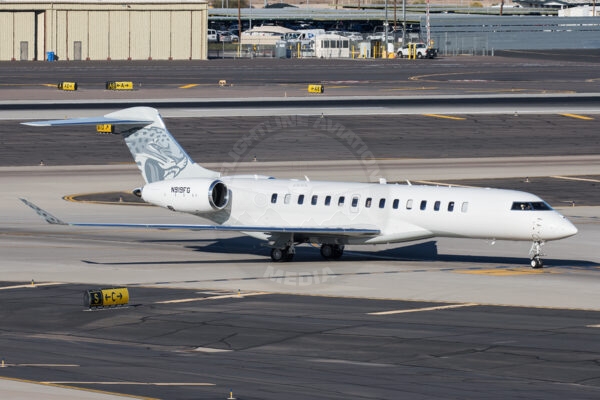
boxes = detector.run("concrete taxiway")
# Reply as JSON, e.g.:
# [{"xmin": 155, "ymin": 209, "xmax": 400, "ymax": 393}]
[
  {"xmin": 2, "ymin": 154, "xmax": 600, "ymax": 398},
  {"xmin": 2, "ymin": 56, "xmax": 600, "ymax": 398},
  {"xmin": 2, "ymin": 283, "xmax": 600, "ymax": 400}
]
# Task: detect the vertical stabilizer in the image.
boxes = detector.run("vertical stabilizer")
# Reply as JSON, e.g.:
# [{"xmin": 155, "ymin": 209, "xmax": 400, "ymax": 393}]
[
  {"xmin": 106, "ymin": 107, "xmax": 219, "ymax": 183},
  {"xmin": 23, "ymin": 106, "xmax": 220, "ymax": 184}
]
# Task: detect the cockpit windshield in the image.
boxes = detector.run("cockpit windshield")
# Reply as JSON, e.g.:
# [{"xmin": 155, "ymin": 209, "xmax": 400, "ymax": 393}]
[{"xmin": 511, "ymin": 201, "xmax": 553, "ymax": 211}]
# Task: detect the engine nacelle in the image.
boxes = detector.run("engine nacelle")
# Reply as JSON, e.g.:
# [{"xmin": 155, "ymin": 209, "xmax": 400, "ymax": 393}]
[{"xmin": 141, "ymin": 178, "xmax": 229, "ymax": 214}]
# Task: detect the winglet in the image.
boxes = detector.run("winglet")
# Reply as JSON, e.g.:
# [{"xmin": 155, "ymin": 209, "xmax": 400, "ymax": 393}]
[{"xmin": 19, "ymin": 198, "xmax": 68, "ymax": 225}]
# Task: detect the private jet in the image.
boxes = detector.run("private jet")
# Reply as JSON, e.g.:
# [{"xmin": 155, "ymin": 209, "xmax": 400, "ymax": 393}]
[{"xmin": 21, "ymin": 107, "xmax": 578, "ymax": 268}]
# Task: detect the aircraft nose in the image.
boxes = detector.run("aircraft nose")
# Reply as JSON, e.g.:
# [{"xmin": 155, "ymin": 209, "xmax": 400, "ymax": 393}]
[
  {"xmin": 562, "ymin": 218, "xmax": 578, "ymax": 237},
  {"xmin": 550, "ymin": 216, "xmax": 578, "ymax": 239}
]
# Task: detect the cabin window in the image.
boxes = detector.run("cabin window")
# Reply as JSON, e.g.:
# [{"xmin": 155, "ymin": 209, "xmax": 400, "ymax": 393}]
[
  {"xmin": 325, "ymin": 195, "xmax": 331, "ymax": 206},
  {"xmin": 365, "ymin": 197, "xmax": 372, "ymax": 208},
  {"xmin": 298, "ymin": 194, "xmax": 304, "ymax": 205},
  {"xmin": 393, "ymin": 199, "xmax": 399, "ymax": 209},
  {"xmin": 352, "ymin": 197, "xmax": 359, "ymax": 207},
  {"xmin": 434, "ymin": 201, "xmax": 441, "ymax": 211},
  {"xmin": 271, "ymin": 193, "xmax": 278, "ymax": 204},
  {"xmin": 420, "ymin": 200, "xmax": 427, "ymax": 210},
  {"xmin": 311, "ymin": 195, "xmax": 318, "ymax": 205},
  {"xmin": 284, "ymin": 194, "xmax": 291, "ymax": 204},
  {"xmin": 461, "ymin": 202, "xmax": 469, "ymax": 213},
  {"xmin": 448, "ymin": 201, "xmax": 455, "ymax": 212},
  {"xmin": 406, "ymin": 199, "xmax": 413, "ymax": 210},
  {"xmin": 338, "ymin": 196, "xmax": 345, "ymax": 206},
  {"xmin": 379, "ymin": 198, "xmax": 386, "ymax": 208}
]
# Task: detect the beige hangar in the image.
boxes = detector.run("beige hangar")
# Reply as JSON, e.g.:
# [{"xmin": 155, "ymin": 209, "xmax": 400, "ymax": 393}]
[{"xmin": 0, "ymin": 0, "xmax": 209, "ymax": 61}]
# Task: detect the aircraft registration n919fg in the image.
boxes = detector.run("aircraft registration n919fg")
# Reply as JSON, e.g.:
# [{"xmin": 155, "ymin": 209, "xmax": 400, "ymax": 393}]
[{"xmin": 20, "ymin": 107, "xmax": 577, "ymax": 268}]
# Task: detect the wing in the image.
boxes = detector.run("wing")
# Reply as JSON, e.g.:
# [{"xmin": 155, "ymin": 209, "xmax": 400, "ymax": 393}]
[{"xmin": 19, "ymin": 199, "xmax": 380, "ymax": 238}]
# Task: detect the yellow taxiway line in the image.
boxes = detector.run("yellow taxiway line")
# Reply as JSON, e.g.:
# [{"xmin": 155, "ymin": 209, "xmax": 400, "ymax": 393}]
[
  {"xmin": 423, "ymin": 114, "xmax": 466, "ymax": 120},
  {"xmin": 455, "ymin": 268, "xmax": 554, "ymax": 276},
  {"xmin": 560, "ymin": 113, "xmax": 594, "ymax": 120}
]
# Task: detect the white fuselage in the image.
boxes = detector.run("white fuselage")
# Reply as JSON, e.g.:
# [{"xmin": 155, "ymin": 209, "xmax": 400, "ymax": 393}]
[{"xmin": 142, "ymin": 176, "xmax": 578, "ymax": 245}]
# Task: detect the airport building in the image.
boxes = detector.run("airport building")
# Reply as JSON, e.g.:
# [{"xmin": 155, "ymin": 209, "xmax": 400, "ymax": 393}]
[{"xmin": 0, "ymin": 0, "xmax": 209, "ymax": 61}]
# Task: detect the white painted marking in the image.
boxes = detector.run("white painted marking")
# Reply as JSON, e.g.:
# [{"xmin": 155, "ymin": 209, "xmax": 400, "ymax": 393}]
[
  {"xmin": 311, "ymin": 359, "xmax": 393, "ymax": 367},
  {"xmin": 193, "ymin": 347, "xmax": 232, "ymax": 353},
  {"xmin": 368, "ymin": 302, "xmax": 478, "ymax": 315},
  {"xmin": 0, "ymin": 282, "xmax": 62, "ymax": 290},
  {"xmin": 586, "ymin": 324, "xmax": 600, "ymax": 328},
  {"xmin": 552, "ymin": 175, "xmax": 600, "ymax": 183},
  {"xmin": 18, "ymin": 364, "xmax": 79, "ymax": 367},
  {"xmin": 43, "ymin": 382, "xmax": 215, "ymax": 386},
  {"xmin": 156, "ymin": 291, "xmax": 268, "ymax": 304}
]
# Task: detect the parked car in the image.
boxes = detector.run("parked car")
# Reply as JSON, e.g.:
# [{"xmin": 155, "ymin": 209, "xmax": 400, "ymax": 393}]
[
  {"xmin": 397, "ymin": 43, "xmax": 437, "ymax": 59},
  {"xmin": 218, "ymin": 31, "xmax": 239, "ymax": 43}
]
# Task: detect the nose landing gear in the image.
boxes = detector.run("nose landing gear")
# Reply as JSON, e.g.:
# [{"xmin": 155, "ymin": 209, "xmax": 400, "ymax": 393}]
[{"xmin": 529, "ymin": 240, "xmax": 545, "ymax": 269}]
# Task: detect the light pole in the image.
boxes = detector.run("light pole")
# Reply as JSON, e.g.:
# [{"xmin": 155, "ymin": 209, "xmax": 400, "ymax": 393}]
[{"xmin": 384, "ymin": 0, "xmax": 389, "ymax": 57}]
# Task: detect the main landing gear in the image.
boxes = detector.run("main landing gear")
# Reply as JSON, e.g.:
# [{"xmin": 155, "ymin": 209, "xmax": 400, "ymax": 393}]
[
  {"xmin": 269, "ymin": 243, "xmax": 345, "ymax": 262},
  {"xmin": 529, "ymin": 240, "xmax": 544, "ymax": 269},
  {"xmin": 270, "ymin": 246, "xmax": 295, "ymax": 262},
  {"xmin": 320, "ymin": 244, "xmax": 344, "ymax": 260}
]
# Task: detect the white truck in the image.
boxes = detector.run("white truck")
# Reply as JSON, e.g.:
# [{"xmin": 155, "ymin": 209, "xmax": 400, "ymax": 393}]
[{"xmin": 397, "ymin": 43, "xmax": 437, "ymax": 59}]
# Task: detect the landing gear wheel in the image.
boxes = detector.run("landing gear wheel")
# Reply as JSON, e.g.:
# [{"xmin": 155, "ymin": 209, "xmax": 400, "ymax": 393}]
[
  {"xmin": 332, "ymin": 245, "xmax": 344, "ymax": 259},
  {"xmin": 530, "ymin": 257, "xmax": 543, "ymax": 269},
  {"xmin": 529, "ymin": 240, "xmax": 545, "ymax": 269},
  {"xmin": 271, "ymin": 246, "xmax": 294, "ymax": 262},
  {"xmin": 321, "ymin": 244, "xmax": 343, "ymax": 260},
  {"xmin": 320, "ymin": 244, "xmax": 333, "ymax": 259},
  {"xmin": 271, "ymin": 248, "xmax": 284, "ymax": 262}
]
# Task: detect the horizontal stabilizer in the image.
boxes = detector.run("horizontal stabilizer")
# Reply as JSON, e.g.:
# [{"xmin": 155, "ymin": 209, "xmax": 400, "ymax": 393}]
[{"xmin": 22, "ymin": 116, "xmax": 153, "ymax": 127}]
